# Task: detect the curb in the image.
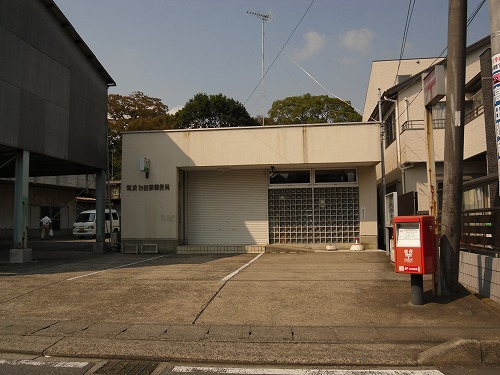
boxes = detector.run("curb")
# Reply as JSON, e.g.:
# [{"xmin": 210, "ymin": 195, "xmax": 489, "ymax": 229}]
[
  {"xmin": 1, "ymin": 333, "xmax": 500, "ymax": 366},
  {"xmin": 417, "ymin": 337, "xmax": 500, "ymax": 366}
]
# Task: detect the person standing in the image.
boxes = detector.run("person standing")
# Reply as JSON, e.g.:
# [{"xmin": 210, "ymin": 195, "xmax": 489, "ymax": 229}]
[{"xmin": 40, "ymin": 216, "xmax": 52, "ymax": 239}]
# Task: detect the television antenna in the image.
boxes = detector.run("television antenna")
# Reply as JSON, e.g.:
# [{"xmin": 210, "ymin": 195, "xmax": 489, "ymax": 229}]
[{"xmin": 247, "ymin": 11, "xmax": 272, "ymax": 125}]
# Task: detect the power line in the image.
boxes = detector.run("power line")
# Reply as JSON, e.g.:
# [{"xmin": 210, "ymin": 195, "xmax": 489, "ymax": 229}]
[
  {"xmin": 393, "ymin": 0, "xmax": 486, "ymax": 124},
  {"xmin": 468, "ymin": 0, "xmax": 486, "ymax": 26},
  {"xmin": 267, "ymin": 37, "xmax": 363, "ymax": 115},
  {"xmin": 394, "ymin": 0, "xmax": 416, "ymax": 85}
]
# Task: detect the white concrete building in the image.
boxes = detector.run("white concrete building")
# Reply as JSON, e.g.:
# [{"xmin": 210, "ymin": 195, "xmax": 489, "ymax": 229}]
[{"xmin": 120, "ymin": 123, "xmax": 381, "ymax": 253}]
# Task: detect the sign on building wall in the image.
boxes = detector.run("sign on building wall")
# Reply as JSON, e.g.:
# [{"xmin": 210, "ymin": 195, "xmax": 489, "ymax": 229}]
[
  {"xmin": 423, "ymin": 65, "xmax": 445, "ymax": 108},
  {"xmin": 492, "ymin": 53, "xmax": 500, "ymax": 194},
  {"xmin": 126, "ymin": 184, "xmax": 170, "ymax": 192}
]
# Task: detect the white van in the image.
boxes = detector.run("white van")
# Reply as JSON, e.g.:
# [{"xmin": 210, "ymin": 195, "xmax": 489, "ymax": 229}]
[{"xmin": 73, "ymin": 209, "xmax": 120, "ymax": 238}]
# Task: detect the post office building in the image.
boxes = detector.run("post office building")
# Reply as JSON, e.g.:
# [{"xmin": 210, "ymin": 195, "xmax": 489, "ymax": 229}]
[{"xmin": 120, "ymin": 123, "xmax": 381, "ymax": 253}]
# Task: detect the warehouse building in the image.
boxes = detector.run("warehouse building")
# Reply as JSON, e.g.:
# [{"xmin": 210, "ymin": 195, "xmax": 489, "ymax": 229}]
[{"xmin": 0, "ymin": 0, "xmax": 115, "ymax": 261}]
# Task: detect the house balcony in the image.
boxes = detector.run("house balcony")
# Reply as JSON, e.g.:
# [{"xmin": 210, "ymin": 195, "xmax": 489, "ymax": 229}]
[{"xmin": 394, "ymin": 110, "xmax": 486, "ymax": 171}]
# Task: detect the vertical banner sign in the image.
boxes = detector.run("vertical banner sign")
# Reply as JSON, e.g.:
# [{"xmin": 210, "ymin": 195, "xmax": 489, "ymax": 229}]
[{"xmin": 493, "ymin": 53, "xmax": 500, "ymax": 194}]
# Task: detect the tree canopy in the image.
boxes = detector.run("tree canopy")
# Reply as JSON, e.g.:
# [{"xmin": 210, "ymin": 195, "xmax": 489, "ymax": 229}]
[
  {"xmin": 107, "ymin": 91, "xmax": 174, "ymax": 179},
  {"xmin": 267, "ymin": 94, "xmax": 361, "ymax": 125},
  {"xmin": 174, "ymin": 93, "xmax": 259, "ymax": 129},
  {"xmin": 108, "ymin": 91, "xmax": 173, "ymax": 147}
]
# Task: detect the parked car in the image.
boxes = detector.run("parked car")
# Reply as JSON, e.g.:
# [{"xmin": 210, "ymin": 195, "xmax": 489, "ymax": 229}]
[{"xmin": 73, "ymin": 209, "xmax": 120, "ymax": 238}]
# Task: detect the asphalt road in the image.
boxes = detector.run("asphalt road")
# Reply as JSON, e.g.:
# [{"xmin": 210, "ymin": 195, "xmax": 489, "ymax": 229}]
[
  {"xmin": 0, "ymin": 358, "xmax": 499, "ymax": 375},
  {"xmin": 0, "ymin": 238, "xmax": 499, "ymax": 368}
]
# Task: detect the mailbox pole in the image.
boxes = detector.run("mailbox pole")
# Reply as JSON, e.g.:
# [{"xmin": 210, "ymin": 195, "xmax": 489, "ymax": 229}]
[{"xmin": 411, "ymin": 274, "xmax": 424, "ymax": 305}]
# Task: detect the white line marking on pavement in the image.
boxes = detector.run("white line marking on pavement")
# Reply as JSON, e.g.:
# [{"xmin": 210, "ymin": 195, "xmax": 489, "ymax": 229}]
[
  {"xmin": 172, "ymin": 367, "xmax": 444, "ymax": 375},
  {"xmin": 222, "ymin": 253, "xmax": 264, "ymax": 282},
  {"xmin": 0, "ymin": 359, "xmax": 89, "ymax": 368},
  {"xmin": 66, "ymin": 255, "xmax": 167, "ymax": 281}
]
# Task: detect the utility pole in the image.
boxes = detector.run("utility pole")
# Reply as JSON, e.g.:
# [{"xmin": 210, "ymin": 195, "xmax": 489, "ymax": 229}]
[
  {"xmin": 378, "ymin": 89, "xmax": 387, "ymax": 251},
  {"xmin": 440, "ymin": 0, "xmax": 467, "ymax": 295},
  {"xmin": 247, "ymin": 11, "xmax": 272, "ymax": 126}
]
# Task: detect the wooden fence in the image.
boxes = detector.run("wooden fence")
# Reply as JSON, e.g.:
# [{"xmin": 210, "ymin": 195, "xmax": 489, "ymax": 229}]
[{"xmin": 461, "ymin": 207, "xmax": 500, "ymax": 255}]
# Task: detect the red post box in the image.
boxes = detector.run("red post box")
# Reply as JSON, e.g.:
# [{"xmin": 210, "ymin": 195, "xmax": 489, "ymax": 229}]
[{"xmin": 393, "ymin": 215, "xmax": 437, "ymax": 274}]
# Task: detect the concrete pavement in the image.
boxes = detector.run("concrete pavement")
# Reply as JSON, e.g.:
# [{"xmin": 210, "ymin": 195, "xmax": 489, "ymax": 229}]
[{"xmin": 0, "ymin": 238, "xmax": 499, "ymax": 367}]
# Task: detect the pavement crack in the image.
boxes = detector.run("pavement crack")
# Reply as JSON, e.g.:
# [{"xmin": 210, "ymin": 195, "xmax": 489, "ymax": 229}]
[
  {"xmin": 191, "ymin": 280, "xmax": 228, "ymax": 325},
  {"xmin": 31, "ymin": 321, "xmax": 59, "ymax": 335},
  {"xmin": 191, "ymin": 253, "xmax": 263, "ymax": 324},
  {"xmin": 0, "ymin": 280, "xmax": 63, "ymax": 305},
  {"xmin": 41, "ymin": 336, "xmax": 65, "ymax": 358}
]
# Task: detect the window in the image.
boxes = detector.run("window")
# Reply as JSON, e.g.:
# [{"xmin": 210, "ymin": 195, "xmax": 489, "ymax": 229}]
[
  {"xmin": 384, "ymin": 110, "xmax": 396, "ymax": 147},
  {"xmin": 269, "ymin": 170, "xmax": 310, "ymax": 185},
  {"xmin": 75, "ymin": 212, "xmax": 95, "ymax": 223},
  {"xmin": 463, "ymin": 186, "xmax": 489, "ymax": 210},
  {"xmin": 432, "ymin": 102, "xmax": 446, "ymax": 128},
  {"xmin": 315, "ymin": 169, "xmax": 357, "ymax": 184}
]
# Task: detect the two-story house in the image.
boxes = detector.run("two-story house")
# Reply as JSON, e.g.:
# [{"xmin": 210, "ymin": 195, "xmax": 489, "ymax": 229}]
[{"xmin": 364, "ymin": 36, "xmax": 499, "ymax": 303}]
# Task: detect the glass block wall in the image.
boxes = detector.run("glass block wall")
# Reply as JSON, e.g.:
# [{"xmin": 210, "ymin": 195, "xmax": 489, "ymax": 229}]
[{"xmin": 268, "ymin": 187, "xmax": 359, "ymax": 244}]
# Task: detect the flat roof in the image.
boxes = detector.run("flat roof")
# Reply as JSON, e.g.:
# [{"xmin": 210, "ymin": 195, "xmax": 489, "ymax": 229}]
[{"xmin": 122, "ymin": 121, "xmax": 381, "ymax": 135}]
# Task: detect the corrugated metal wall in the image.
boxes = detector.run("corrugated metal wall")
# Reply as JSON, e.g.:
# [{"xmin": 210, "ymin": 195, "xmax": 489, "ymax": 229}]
[
  {"xmin": 187, "ymin": 170, "xmax": 268, "ymax": 245},
  {"xmin": 0, "ymin": 0, "xmax": 109, "ymax": 170}
]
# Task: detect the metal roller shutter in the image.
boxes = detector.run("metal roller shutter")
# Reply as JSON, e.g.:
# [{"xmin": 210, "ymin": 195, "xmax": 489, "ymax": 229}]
[{"xmin": 187, "ymin": 170, "xmax": 268, "ymax": 245}]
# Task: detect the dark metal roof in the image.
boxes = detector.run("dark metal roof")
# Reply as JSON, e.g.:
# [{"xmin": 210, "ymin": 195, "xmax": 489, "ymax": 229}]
[
  {"xmin": 0, "ymin": 145, "xmax": 103, "ymax": 178},
  {"xmin": 42, "ymin": 0, "xmax": 116, "ymax": 87}
]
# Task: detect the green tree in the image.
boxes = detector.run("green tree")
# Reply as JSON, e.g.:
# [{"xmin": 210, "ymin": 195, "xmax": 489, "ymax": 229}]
[
  {"xmin": 255, "ymin": 115, "xmax": 276, "ymax": 126},
  {"xmin": 267, "ymin": 94, "xmax": 361, "ymax": 125},
  {"xmin": 107, "ymin": 91, "xmax": 173, "ymax": 179},
  {"xmin": 174, "ymin": 93, "xmax": 259, "ymax": 129}
]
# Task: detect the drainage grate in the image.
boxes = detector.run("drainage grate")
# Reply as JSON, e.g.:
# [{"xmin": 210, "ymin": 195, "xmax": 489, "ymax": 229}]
[{"xmin": 96, "ymin": 360, "xmax": 159, "ymax": 375}]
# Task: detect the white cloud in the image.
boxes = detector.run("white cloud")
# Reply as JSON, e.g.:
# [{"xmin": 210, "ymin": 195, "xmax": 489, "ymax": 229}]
[
  {"xmin": 340, "ymin": 57, "xmax": 359, "ymax": 65},
  {"xmin": 168, "ymin": 105, "xmax": 183, "ymax": 115},
  {"xmin": 291, "ymin": 31, "xmax": 326, "ymax": 61},
  {"xmin": 339, "ymin": 28, "xmax": 374, "ymax": 53}
]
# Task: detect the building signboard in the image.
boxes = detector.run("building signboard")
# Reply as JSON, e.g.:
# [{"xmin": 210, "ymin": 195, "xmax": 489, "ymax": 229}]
[
  {"xmin": 423, "ymin": 65, "xmax": 445, "ymax": 108},
  {"xmin": 493, "ymin": 53, "xmax": 500, "ymax": 194}
]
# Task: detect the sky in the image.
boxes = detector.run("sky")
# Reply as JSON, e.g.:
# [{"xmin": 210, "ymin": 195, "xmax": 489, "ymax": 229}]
[{"xmin": 54, "ymin": 0, "xmax": 491, "ymax": 118}]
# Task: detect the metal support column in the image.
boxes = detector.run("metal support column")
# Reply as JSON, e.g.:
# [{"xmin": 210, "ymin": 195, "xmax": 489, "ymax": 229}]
[
  {"xmin": 93, "ymin": 169, "xmax": 107, "ymax": 253},
  {"xmin": 10, "ymin": 150, "xmax": 32, "ymax": 263}
]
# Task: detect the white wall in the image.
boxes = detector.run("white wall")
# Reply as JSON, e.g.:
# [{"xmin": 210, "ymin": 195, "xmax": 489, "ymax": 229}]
[
  {"xmin": 460, "ymin": 252, "xmax": 500, "ymax": 304},
  {"xmin": 363, "ymin": 58, "xmax": 438, "ymax": 121},
  {"xmin": 358, "ymin": 166, "xmax": 378, "ymax": 244},
  {"xmin": 121, "ymin": 123, "xmax": 381, "ymax": 246}
]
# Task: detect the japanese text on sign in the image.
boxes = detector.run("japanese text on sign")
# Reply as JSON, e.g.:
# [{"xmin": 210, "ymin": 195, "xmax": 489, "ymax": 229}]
[
  {"xmin": 404, "ymin": 249, "xmax": 414, "ymax": 263},
  {"xmin": 493, "ymin": 53, "xmax": 500, "ymax": 195},
  {"xmin": 126, "ymin": 184, "xmax": 170, "ymax": 192}
]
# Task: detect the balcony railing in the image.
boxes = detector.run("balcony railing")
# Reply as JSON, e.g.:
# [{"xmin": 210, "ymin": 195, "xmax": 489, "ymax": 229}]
[
  {"xmin": 400, "ymin": 120, "xmax": 424, "ymax": 132},
  {"xmin": 464, "ymin": 104, "xmax": 484, "ymax": 124},
  {"xmin": 400, "ymin": 106, "xmax": 484, "ymax": 133},
  {"xmin": 400, "ymin": 119, "xmax": 445, "ymax": 133}
]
